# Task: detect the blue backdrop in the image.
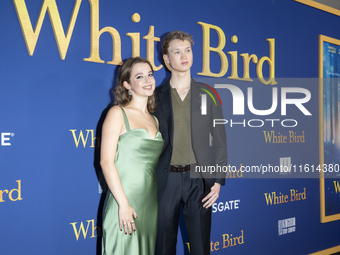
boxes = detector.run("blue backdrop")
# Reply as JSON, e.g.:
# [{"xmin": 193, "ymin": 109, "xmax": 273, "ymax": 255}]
[{"xmin": 1, "ymin": 0, "xmax": 340, "ymax": 254}]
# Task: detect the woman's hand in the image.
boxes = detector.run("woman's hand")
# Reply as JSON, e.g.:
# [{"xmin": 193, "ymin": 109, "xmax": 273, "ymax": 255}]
[{"xmin": 119, "ymin": 204, "xmax": 138, "ymax": 235}]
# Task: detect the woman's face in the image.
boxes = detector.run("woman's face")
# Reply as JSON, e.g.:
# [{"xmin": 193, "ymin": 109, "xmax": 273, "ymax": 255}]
[{"xmin": 124, "ymin": 63, "xmax": 155, "ymax": 98}]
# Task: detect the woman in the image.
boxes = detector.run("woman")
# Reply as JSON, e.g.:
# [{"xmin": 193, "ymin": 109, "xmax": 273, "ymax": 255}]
[{"xmin": 100, "ymin": 57, "xmax": 163, "ymax": 255}]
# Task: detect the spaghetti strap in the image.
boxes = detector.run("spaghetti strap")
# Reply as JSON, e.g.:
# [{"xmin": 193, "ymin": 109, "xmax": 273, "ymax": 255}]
[
  {"xmin": 119, "ymin": 106, "xmax": 130, "ymax": 131},
  {"xmin": 151, "ymin": 115, "xmax": 159, "ymax": 131}
]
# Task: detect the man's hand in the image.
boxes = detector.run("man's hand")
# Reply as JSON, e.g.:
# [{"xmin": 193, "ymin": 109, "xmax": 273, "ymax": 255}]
[{"xmin": 202, "ymin": 183, "xmax": 221, "ymax": 209}]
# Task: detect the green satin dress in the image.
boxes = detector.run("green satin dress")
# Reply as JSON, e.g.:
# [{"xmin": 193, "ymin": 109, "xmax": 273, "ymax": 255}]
[{"xmin": 102, "ymin": 107, "xmax": 164, "ymax": 255}]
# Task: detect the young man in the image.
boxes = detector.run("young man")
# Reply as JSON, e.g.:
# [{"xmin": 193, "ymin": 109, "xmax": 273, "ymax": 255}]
[{"xmin": 154, "ymin": 31, "xmax": 228, "ymax": 255}]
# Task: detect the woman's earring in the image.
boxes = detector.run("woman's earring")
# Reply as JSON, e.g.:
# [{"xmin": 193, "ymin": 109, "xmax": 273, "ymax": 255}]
[{"xmin": 128, "ymin": 89, "xmax": 132, "ymax": 96}]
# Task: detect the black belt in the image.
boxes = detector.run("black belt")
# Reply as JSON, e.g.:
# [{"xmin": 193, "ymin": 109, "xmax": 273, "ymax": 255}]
[{"xmin": 170, "ymin": 164, "xmax": 196, "ymax": 173}]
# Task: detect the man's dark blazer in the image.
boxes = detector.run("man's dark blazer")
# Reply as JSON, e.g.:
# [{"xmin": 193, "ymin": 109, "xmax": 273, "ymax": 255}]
[{"xmin": 154, "ymin": 78, "xmax": 228, "ymax": 201}]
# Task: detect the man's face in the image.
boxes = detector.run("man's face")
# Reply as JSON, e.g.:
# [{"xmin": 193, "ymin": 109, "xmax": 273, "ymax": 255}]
[{"xmin": 163, "ymin": 39, "xmax": 193, "ymax": 73}]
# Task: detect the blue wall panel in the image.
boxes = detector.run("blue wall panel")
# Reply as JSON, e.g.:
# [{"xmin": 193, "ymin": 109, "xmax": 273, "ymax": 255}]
[{"xmin": 1, "ymin": 0, "xmax": 340, "ymax": 254}]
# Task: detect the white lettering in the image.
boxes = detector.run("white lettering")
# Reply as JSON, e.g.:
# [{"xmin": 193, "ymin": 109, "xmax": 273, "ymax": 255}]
[
  {"xmin": 281, "ymin": 87, "xmax": 311, "ymax": 116},
  {"xmin": 1, "ymin": 133, "xmax": 11, "ymax": 146},
  {"xmin": 212, "ymin": 200, "xmax": 241, "ymax": 213}
]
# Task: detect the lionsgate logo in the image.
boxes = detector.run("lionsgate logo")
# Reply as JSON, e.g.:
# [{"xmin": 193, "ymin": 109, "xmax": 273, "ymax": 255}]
[
  {"xmin": 278, "ymin": 217, "xmax": 296, "ymax": 236},
  {"xmin": 212, "ymin": 199, "xmax": 240, "ymax": 213},
  {"xmin": 1, "ymin": 132, "xmax": 14, "ymax": 146}
]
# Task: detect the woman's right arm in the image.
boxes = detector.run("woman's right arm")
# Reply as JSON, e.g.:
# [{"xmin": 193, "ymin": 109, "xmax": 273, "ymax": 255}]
[{"xmin": 100, "ymin": 106, "xmax": 137, "ymax": 235}]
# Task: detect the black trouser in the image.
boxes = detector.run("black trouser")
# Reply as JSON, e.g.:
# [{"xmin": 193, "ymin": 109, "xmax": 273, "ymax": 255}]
[{"xmin": 156, "ymin": 172, "xmax": 212, "ymax": 255}]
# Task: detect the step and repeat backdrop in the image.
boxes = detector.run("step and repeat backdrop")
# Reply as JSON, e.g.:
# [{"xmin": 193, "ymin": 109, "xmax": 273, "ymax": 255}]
[{"xmin": 1, "ymin": 0, "xmax": 340, "ymax": 254}]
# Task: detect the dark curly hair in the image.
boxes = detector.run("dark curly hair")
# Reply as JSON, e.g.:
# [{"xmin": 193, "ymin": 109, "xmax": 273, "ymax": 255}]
[{"xmin": 113, "ymin": 57, "xmax": 156, "ymax": 113}]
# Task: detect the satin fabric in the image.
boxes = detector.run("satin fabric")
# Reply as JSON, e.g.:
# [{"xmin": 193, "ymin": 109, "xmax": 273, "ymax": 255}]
[{"xmin": 102, "ymin": 107, "xmax": 164, "ymax": 255}]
